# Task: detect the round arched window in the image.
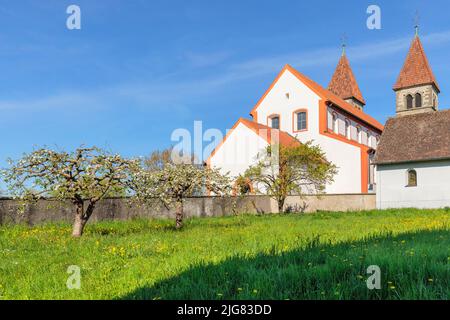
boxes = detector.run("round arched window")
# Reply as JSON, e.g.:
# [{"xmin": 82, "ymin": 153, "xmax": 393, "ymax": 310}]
[
  {"xmin": 406, "ymin": 95, "xmax": 413, "ymax": 109},
  {"xmin": 407, "ymin": 169, "xmax": 417, "ymax": 187},
  {"xmin": 415, "ymin": 93, "xmax": 422, "ymax": 108}
]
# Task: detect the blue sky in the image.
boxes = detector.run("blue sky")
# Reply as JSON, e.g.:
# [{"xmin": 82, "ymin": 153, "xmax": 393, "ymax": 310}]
[{"xmin": 1, "ymin": 0, "xmax": 450, "ymax": 168}]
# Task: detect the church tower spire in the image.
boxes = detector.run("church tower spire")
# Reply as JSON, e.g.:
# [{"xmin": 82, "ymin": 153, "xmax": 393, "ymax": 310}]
[
  {"xmin": 328, "ymin": 46, "xmax": 366, "ymax": 110},
  {"xmin": 393, "ymin": 30, "xmax": 440, "ymax": 116}
]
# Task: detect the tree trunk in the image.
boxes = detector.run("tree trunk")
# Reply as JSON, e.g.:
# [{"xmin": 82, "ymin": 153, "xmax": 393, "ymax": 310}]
[
  {"xmin": 72, "ymin": 212, "xmax": 87, "ymax": 238},
  {"xmin": 71, "ymin": 201, "xmax": 96, "ymax": 237},
  {"xmin": 278, "ymin": 197, "xmax": 285, "ymax": 214},
  {"xmin": 175, "ymin": 200, "xmax": 183, "ymax": 229}
]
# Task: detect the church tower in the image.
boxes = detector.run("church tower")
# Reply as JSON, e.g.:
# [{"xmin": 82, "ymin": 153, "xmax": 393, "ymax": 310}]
[
  {"xmin": 393, "ymin": 29, "xmax": 440, "ymax": 116},
  {"xmin": 328, "ymin": 46, "xmax": 366, "ymax": 110}
]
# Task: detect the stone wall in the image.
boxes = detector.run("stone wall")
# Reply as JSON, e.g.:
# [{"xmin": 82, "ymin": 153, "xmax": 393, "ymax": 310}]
[{"xmin": 0, "ymin": 194, "xmax": 376, "ymax": 226}]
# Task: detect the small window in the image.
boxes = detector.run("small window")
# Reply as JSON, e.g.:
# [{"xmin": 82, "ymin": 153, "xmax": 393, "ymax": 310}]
[
  {"xmin": 415, "ymin": 93, "xmax": 422, "ymax": 108},
  {"xmin": 407, "ymin": 169, "xmax": 417, "ymax": 187},
  {"xmin": 270, "ymin": 116, "xmax": 280, "ymax": 129},
  {"xmin": 332, "ymin": 113, "xmax": 338, "ymax": 133},
  {"xmin": 296, "ymin": 111, "xmax": 307, "ymax": 131},
  {"xmin": 345, "ymin": 119, "xmax": 351, "ymax": 139},
  {"xmin": 356, "ymin": 126, "xmax": 362, "ymax": 143},
  {"xmin": 406, "ymin": 95, "xmax": 413, "ymax": 109}
]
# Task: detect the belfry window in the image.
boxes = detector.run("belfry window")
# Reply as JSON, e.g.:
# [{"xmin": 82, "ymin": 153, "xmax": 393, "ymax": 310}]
[
  {"xmin": 407, "ymin": 169, "xmax": 417, "ymax": 187},
  {"xmin": 415, "ymin": 93, "xmax": 422, "ymax": 108},
  {"xmin": 406, "ymin": 95, "xmax": 413, "ymax": 109}
]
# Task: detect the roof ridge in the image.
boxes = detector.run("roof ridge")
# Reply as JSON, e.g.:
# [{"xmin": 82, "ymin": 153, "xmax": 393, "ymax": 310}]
[
  {"xmin": 284, "ymin": 65, "xmax": 384, "ymax": 131},
  {"xmin": 238, "ymin": 118, "xmax": 300, "ymax": 146}
]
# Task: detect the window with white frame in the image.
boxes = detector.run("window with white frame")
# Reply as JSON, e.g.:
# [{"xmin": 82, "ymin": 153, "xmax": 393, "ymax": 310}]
[
  {"xmin": 332, "ymin": 112, "xmax": 338, "ymax": 133},
  {"xmin": 345, "ymin": 119, "xmax": 351, "ymax": 139},
  {"xmin": 356, "ymin": 126, "xmax": 362, "ymax": 143}
]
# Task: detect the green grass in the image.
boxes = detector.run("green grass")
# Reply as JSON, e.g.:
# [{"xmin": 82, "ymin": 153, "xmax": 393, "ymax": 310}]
[{"xmin": 0, "ymin": 209, "xmax": 449, "ymax": 300}]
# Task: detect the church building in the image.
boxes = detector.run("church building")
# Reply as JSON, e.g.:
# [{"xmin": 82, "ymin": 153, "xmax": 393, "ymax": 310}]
[
  {"xmin": 375, "ymin": 31, "xmax": 450, "ymax": 209},
  {"xmin": 208, "ymin": 50, "xmax": 384, "ymax": 194}
]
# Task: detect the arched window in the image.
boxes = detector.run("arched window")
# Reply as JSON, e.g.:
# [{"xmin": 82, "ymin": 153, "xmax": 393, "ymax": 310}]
[
  {"xmin": 356, "ymin": 126, "xmax": 362, "ymax": 143},
  {"xmin": 407, "ymin": 169, "xmax": 417, "ymax": 187},
  {"xmin": 345, "ymin": 119, "xmax": 351, "ymax": 139},
  {"xmin": 406, "ymin": 95, "xmax": 413, "ymax": 109},
  {"xmin": 332, "ymin": 112, "xmax": 338, "ymax": 133},
  {"xmin": 415, "ymin": 93, "xmax": 422, "ymax": 108}
]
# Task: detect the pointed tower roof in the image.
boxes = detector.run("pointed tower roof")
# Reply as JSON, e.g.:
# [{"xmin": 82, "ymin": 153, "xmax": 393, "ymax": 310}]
[
  {"xmin": 328, "ymin": 51, "xmax": 366, "ymax": 105},
  {"xmin": 393, "ymin": 35, "xmax": 440, "ymax": 92}
]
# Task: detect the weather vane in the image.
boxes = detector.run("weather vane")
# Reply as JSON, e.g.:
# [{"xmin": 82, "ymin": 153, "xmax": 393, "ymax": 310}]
[
  {"xmin": 414, "ymin": 10, "xmax": 420, "ymax": 36},
  {"xmin": 340, "ymin": 33, "xmax": 348, "ymax": 56}
]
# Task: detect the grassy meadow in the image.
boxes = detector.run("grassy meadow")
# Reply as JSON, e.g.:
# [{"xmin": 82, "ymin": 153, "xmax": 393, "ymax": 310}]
[{"xmin": 0, "ymin": 208, "xmax": 449, "ymax": 300}]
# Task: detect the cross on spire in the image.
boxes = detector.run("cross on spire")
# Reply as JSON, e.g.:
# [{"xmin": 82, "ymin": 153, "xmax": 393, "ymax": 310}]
[
  {"xmin": 340, "ymin": 33, "xmax": 347, "ymax": 56},
  {"xmin": 414, "ymin": 10, "xmax": 420, "ymax": 36}
]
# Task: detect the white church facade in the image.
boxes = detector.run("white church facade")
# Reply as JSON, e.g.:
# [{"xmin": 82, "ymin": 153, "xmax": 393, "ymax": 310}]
[{"xmin": 208, "ymin": 53, "xmax": 384, "ymax": 194}]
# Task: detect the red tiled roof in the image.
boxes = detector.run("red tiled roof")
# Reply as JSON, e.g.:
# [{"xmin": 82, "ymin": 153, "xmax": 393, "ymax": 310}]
[
  {"xmin": 206, "ymin": 118, "xmax": 300, "ymax": 164},
  {"xmin": 328, "ymin": 54, "xmax": 366, "ymax": 105},
  {"xmin": 284, "ymin": 65, "xmax": 384, "ymax": 132},
  {"xmin": 250, "ymin": 65, "xmax": 383, "ymax": 132},
  {"xmin": 393, "ymin": 36, "xmax": 440, "ymax": 92},
  {"xmin": 374, "ymin": 109, "xmax": 450, "ymax": 164}
]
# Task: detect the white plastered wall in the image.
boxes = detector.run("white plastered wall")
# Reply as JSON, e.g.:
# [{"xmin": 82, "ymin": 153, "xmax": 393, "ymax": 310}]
[
  {"xmin": 254, "ymin": 69, "xmax": 363, "ymax": 194},
  {"xmin": 209, "ymin": 122, "xmax": 269, "ymax": 178},
  {"xmin": 376, "ymin": 160, "xmax": 450, "ymax": 209}
]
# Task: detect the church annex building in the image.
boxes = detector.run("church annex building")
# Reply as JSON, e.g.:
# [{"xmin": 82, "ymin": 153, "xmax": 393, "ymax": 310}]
[{"xmin": 375, "ymin": 33, "xmax": 450, "ymax": 209}]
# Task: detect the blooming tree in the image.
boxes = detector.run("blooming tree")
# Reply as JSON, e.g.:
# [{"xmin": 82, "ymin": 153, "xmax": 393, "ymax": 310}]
[
  {"xmin": 1, "ymin": 147, "xmax": 138, "ymax": 237},
  {"xmin": 133, "ymin": 149, "xmax": 231, "ymax": 229},
  {"xmin": 245, "ymin": 142, "xmax": 337, "ymax": 213}
]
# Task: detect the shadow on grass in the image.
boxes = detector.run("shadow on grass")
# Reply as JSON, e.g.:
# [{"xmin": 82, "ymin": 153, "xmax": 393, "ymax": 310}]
[{"xmin": 119, "ymin": 229, "xmax": 449, "ymax": 300}]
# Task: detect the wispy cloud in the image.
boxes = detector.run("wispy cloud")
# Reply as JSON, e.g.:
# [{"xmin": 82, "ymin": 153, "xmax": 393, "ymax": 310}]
[
  {"xmin": 184, "ymin": 50, "xmax": 233, "ymax": 68},
  {"xmin": 2, "ymin": 29, "xmax": 450, "ymax": 113}
]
